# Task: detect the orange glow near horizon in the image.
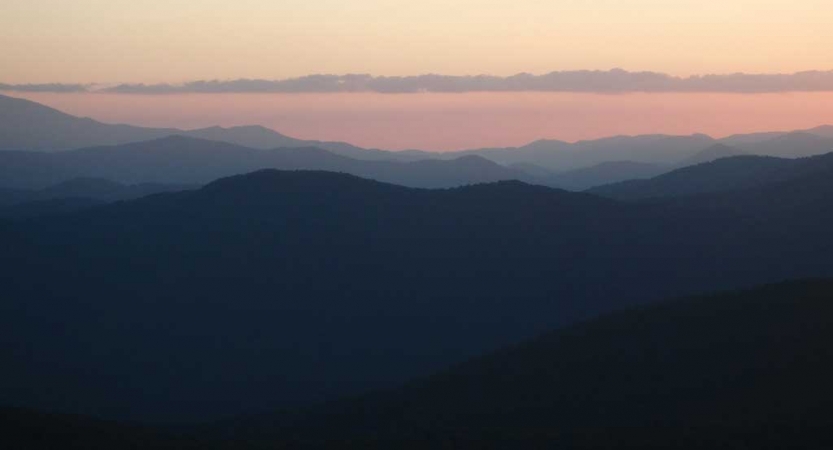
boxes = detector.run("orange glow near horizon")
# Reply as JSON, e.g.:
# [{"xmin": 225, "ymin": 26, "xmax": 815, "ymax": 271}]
[
  {"xmin": 11, "ymin": 92, "xmax": 833, "ymax": 151},
  {"xmin": 2, "ymin": 1, "xmax": 833, "ymax": 84}
]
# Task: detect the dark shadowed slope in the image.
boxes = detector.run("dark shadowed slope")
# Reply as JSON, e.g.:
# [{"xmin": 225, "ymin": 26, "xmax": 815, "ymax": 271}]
[
  {"xmin": 590, "ymin": 151, "xmax": 833, "ymax": 200},
  {"xmin": 0, "ymin": 135, "xmax": 532, "ymax": 189},
  {"xmin": 0, "ymin": 177, "xmax": 193, "ymax": 206},
  {"xmin": 0, "ymin": 407, "xmax": 217, "ymax": 450},
  {"xmin": 0, "ymin": 178, "xmax": 194, "ymax": 218},
  {"xmin": 5, "ymin": 279, "xmax": 833, "ymax": 449},
  {"xmin": 237, "ymin": 279, "xmax": 833, "ymax": 449},
  {"xmin": 4, "ymin": 167, "xmax": 833, "ymax": 422}
]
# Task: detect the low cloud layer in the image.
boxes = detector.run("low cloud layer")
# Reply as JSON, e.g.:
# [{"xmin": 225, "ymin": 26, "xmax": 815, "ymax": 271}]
[{"xmin": 5, "ymin": 70, "xmax": 833, "ymax": 94}]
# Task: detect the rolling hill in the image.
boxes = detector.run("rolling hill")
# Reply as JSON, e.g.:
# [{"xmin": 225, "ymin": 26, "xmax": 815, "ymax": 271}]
[
  {"xmin": 234, "ymin": 279, "xmax": 833, "ymax": 448},
  {"xmin": 4, "ymin": 279, "xmax": 833, "ymax": 449},
  {"xmin": 4, "ymin": 165, "xmax": 833, "ymax": 422}
]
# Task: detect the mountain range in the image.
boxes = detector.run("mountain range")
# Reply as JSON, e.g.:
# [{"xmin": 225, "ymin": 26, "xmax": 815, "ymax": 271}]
[
  {"xmin": 591, "ymin": 150, "xmax": 833, "ymax": 200},
  {"xmin": 4, "ymin": 160, "xmax": 833, "ymax": 421},
  {"xmin": 4, "ymin": 91, "xmax": 833, "ymax": 447},
  {"xmin": 0, "ymin": 135, "xmax": 535, "ymax": 190},
  {"xmin": 4, "ymin": 93, "xmax": 833, "ymax": 190}
]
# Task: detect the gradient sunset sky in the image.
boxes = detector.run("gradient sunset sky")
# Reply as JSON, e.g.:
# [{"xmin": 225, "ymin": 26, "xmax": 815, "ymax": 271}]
[{"xmin": 3, "ymin": 0, "xmax": 833, "ymax": 149}]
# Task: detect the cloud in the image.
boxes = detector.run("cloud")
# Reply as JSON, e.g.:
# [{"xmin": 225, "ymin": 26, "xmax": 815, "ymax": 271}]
[
  {"xmin": 0, "ymin": 83, "xmax": 90, "ymax": 93},
  {"xmin": 8, "ymin": 70, "xmax": 833, "ymax": 94}
]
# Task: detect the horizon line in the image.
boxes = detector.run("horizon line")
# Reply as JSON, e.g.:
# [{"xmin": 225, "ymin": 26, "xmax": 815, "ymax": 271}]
[{"xmin": 5, "ymin": 68, "xmax": 833, "ymax": 95}]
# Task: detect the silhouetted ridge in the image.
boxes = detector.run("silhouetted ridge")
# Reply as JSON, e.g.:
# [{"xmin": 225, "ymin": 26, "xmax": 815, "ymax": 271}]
[
  {"xmin": 11, "ymin": 279, "xmax": 832, "ymax": 449},
  {"xmin": 225, "ymin": 279, "xmax": 833, "ymax": 448}
]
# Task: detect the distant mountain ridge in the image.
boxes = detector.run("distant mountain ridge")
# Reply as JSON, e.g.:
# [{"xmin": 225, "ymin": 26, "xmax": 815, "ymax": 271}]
[
  {"xmin": 591, "ymin": 150, "xmax": 833, "ymax": 200},
  {"xmin": 4, "ymin": 93, "xmax": 833, "ymax": 178},
  {"xmin": 0, "ymin": 135, "xmax": 534, "ymax": 190},
  {"xmin": 0, "ymin": 94, "xmax": 391, "ymax": 160}
]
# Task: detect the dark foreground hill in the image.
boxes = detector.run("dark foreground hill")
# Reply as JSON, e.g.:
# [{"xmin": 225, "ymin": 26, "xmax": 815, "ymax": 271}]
[
  {"xmin": 3, "ymin": 168, "xmax": 833, "ymax": 422},
  {"xmin": 233, "ymin": 279, "xmax": 833, "ymax": 449},
  {"xmin": 4, "ymin": 279, "xmax": 833, "ymax": 449}
]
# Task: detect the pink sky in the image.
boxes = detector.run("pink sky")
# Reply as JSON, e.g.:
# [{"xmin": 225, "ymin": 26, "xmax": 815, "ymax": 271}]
[{"xmin": 14, "ymin": 92, "xmax": 833, "ymax": 151}]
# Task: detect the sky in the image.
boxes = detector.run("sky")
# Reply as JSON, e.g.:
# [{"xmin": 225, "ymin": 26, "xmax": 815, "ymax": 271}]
[
  {"xmin": 2, "ymin": 0, "xmax": 833, "ymax": 84},
  {"xmin": 3, "ymin": 0, "xmax": 833, "ymax": 149}
]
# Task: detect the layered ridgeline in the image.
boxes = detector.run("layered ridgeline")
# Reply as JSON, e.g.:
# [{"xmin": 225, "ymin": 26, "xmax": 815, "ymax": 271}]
[
  {"xmin": 4, "ymin": 93, "xmax": 833, "ymax": 189},
  {"xmin": 0, "ymin": 93, "xmax": 381, "ymax": 160},
  {"xmin": 3, "ymin": 279, "xmax": 833, "ymax": 449},
  {"xmin": 0, "ymin": 136, "xmax": 534, "ymax": 190},
  {"xmin": 3, "ymin": 165, "xmax": 833, "ymax": 422},
  {"xmin": 591, "ymin": 150, "xmax": 833, "ymax": 200}
]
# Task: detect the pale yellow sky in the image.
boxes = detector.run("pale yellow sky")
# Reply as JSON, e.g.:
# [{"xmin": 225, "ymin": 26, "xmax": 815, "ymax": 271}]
[{"xmin": 2, "ymin": 0, "xmax": 832, "ymax": 84}]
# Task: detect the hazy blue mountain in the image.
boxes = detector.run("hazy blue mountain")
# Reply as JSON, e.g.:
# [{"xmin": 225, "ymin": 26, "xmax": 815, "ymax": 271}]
[
  {"xmin": 591, "ymin": 151, "xmax": 833, "ymax": 200},
  {"xmin": 183, "ymin": 125, "xmax": 400, "ymax": 161},
  {"xmin": 452, "ymin": 127, "xmax": 833, "ymax": 173},
  {"xmin": 4, "ymin": 165, "xmax": 833, "ymax": 422},
  {"xmin": 548, "ymin": 160, "xmax": 665, "ymax": 190},
  {"xmin": 566, "ymin": 133, "xmax": 715, "ymax": 168},
  {"xmin": 7, "ymin": 93, "xmax": 833, "ymax": 170},
  {"xmin": 807, "ymin": 124, "xmax": 833, "ymax": 138},
  {"xmin": 719, "ymin": 125, "xmax": 833, "ymax": 146},
  {"xmin": 0, "ymin": 94, "xmax": 178, "ymax": 151},
  {"xmin": 0, "ymin": 135, "xmax": 533, "ymax": 189},
  {"xmin": 0, "ymin": 94, "xmax": 402, "ymax": 160},
  {"xmin": 506, "ymin": 161, "xmax": 557, "ymax": 178},
  {"xmin": 444, "ymin": 141, "xmax": 571, "ymax": 169},
  {"xmin": 450, "ymin": 134, "xmax": 714, "ymax": 172},
  {"xmin": 4, "ymin": 279, "xmax": 833, "ymax": 449},
  {"xmin": 731, "ymin": 131, "xmax": 833, "ymax": 158},
  {"xmin": 718, "ymin": 130, "xmax": 788, "ymax": 146},
  {"xmin": 672, "ymin": 143, "xmax": 745, "ymax": 167}
]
